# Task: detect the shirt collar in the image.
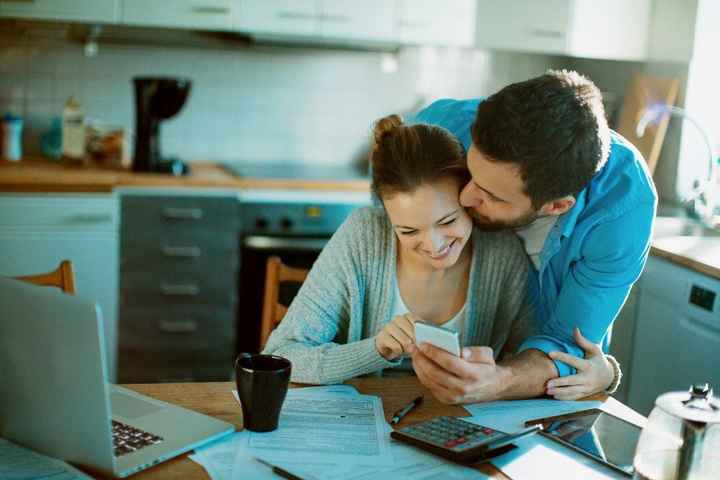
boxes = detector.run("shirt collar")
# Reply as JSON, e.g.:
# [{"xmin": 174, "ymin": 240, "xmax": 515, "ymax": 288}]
[{"xmin": 556, "ymin": 188, "xmax": 587, "ymax": 238}]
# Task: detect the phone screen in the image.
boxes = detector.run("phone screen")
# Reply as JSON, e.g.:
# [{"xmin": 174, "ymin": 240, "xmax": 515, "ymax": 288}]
[{"xmin": 533, "ymin": 409, "xmax": 641, "ymax": 476}]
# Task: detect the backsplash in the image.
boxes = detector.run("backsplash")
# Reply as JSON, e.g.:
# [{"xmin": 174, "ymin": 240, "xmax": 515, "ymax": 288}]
[{"xmin": 0, "ymin": 25, "xmax": 564, "ymax": 168}]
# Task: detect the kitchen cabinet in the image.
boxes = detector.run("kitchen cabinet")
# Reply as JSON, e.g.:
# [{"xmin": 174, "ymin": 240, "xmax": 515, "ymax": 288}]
[
  {"xmin": 397, "ymin": 0, "xmax": 476, "ymax": 47},
  {"xmin": 121, "ymin": 0, "xmax": 236, "ymax": 31},
  {"xmin": 0, "ymin": 0, "xmax": 119, "ymax": 23},
  {"xmin": 118, "ymin": 192, "xmax": 239, "ymax": 383},
  {"xmin": 236, "ymin": 0, "xmax": 396, "ymax": 44},
  {"xmin": 476, "ymin": 0, "xmax": 651, "ymax": 61},
  {"xmin": 0, "ymin": 193, "xmax": 120, "ymax": 381},
  {"xmin": 627, "ymin": 256, "xmax": 720, "ymax": 416}
]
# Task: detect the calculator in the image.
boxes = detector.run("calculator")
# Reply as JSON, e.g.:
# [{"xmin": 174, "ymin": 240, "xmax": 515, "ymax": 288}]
[{"xmin": 391, "ymin": 416, "xmax": 540, "ymax": 463}]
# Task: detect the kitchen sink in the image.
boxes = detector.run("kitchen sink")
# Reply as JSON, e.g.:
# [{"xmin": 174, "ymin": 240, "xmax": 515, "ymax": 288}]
[{"xmin": 653, "ymin": 216, "xmax": 720, "ymax": 238}]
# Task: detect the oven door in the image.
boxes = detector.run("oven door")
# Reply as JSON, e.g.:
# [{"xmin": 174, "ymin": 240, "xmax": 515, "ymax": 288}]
[{"xmin": 237, "ymin": 235, "xmax": 329, "ymax": 353}]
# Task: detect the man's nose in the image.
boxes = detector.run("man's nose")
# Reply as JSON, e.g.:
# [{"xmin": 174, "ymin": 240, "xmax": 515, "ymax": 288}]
[{"xmin": 460, "ymin": 182, "xmax": 482, "ymax": 207}]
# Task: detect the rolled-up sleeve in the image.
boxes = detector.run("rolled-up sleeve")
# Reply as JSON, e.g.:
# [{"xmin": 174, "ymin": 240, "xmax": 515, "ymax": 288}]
[{"xmin": 519, "ymin": 202, "xmax": 655, "ymax": 377}]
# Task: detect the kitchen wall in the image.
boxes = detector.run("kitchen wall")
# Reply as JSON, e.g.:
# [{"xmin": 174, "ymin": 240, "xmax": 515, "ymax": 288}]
[{"xmin": 0, "ymin": 24, "xmax": 565, "ymax": 169}]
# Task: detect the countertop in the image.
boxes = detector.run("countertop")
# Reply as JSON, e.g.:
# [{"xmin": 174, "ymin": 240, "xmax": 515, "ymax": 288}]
[
  {"xmin": 651, "ymin": 237, "xmax": 720, "ymax": 280},
  {"xmin": 0, "ymin": 158, "xmax": 371, "ymax": 192}
]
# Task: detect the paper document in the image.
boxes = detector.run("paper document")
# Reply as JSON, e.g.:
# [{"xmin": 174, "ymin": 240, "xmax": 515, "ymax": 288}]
[
  {"xmin": 0, "ymin": 437, "xmax": 93, "ymax": 480},
  {"xmin": 462, "ymin": 398, "xmax": 602, "ymax": 433}
]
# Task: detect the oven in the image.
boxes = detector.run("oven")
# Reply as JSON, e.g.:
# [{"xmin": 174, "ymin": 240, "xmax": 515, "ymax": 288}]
[{"xmin": 236, "ymin": 190, "xmax": 371, "ymax": 353}]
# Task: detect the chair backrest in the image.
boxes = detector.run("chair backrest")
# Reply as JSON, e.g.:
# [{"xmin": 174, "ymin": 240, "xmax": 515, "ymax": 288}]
[
  {"xmin": 260, "ymin": 256, "xmax": 309, "ymax": 350},
  {"xmin": 14, "ymin": 260, "xmax": 76, "ymax": 295}
]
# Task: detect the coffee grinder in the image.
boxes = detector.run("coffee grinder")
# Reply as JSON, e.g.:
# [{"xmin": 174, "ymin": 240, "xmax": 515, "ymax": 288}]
[{"xmin": 132, "ymin": 77, "xmax": 191, "ymax": 175}]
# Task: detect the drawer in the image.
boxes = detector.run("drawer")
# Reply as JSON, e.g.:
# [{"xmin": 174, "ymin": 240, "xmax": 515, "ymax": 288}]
[
  {"xmin": 120, "ymin": 240, "xmax": 238, "ymax": 275},
  {"xmin": 120, "ymin": 266, "xmax": 237, "ymax": 306},
  {"xmin": 0, "ymin": 194, "xmax": 118, "ymax": 231},
  {"xmin": 118, "ymin": 348, "xmax": 234, "ymax": 383},
  {"xmin": 120, "ymin": 227, "xmax": 237, "ymax": 265},
  {"xmin": 121, "ymin": 195, "xmax": 239, "ymax": 232},
  {"xmin": 119, "ymin": 306, "xmax": 235, "ymax": 351}
]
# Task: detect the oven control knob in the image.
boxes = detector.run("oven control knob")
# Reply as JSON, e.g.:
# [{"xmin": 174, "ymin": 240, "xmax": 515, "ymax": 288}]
[
  {"xmin": 280, "ymin": 218, "xmax": 293, "ymax": 231},
  {"xmin": 255, "ymin": 217, "xmax": 269, "ymax": 230}
]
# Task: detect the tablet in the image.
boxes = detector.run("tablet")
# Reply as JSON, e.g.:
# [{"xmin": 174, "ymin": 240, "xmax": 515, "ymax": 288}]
[
  {"xmin": 525, "ymin": 408, "xmax": 641, "ymax": 476},
  {"xmin": 414, "ymin": 321, "xmax": 461, "ymax": 356}
]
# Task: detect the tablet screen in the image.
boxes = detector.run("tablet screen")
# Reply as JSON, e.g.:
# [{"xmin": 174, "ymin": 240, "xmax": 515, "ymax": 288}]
[{"xmin": 534, "ymin": 409, "xmax": 641, "ymax": 476}]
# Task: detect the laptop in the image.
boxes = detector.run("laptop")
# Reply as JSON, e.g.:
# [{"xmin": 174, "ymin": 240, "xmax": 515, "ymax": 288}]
[{"xmin": 0, "ymin": 277, "xmax": 235, "ymax": 477}]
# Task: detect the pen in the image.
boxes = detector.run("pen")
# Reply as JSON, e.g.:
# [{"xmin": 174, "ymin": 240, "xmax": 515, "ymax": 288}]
[
  {"xmin": 390, "ymin": 395, "xmax": 423, "ymax": 425},
  {"xmin": 255, "ymin": 457, "xmax": 306, "ymax": 480}
]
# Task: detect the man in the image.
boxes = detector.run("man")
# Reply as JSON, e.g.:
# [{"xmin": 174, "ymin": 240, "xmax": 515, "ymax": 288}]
[{"xmin": 407, "ymin": 70, "xmax": 657, "ymax": 404}]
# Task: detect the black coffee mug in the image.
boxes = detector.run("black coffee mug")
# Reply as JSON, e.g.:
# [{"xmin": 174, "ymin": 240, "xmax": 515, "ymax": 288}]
[{"xmin": 234, "ymin": 353, "xmax": 291, "ymax": 432}]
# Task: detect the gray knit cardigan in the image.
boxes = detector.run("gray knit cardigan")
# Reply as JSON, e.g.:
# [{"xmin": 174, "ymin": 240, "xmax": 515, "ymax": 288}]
[{"xmin": 262, "ymin": 207, "xmax": 534, "ymax": 384}]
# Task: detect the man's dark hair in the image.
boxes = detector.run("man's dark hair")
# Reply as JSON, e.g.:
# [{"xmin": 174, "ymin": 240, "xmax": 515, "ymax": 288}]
[{"xmin": 471, "ymin": 70, "xmax": 611, "ymax": 209}]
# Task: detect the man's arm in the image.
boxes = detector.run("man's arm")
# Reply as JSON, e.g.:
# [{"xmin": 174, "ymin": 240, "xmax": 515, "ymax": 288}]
[{"xmin": 409, "ymin": 343, "xmax": 557, "ymax": 404}]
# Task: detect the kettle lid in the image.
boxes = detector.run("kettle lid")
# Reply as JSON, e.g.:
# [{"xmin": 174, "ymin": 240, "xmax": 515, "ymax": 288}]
[{"xmin": 657, "ymin": 383, "xmax": 720, "ymax": 424}]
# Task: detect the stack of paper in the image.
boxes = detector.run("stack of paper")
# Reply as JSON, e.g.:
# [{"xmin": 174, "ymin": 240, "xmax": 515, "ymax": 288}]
[{"xmin": 192, "ymin": 386, "xmax": 487, "ymax": 480}]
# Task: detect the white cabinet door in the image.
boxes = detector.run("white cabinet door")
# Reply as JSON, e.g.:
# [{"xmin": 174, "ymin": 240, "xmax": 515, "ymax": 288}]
[
  {"xmin": 0, "ymin": 0, "xmax": 118, "ymax": 23},
  {"xmin": 0, "ymin": 194, "xmax": 120, "ymax": 382},
  {"xmin": 567, "ymin": 0, "xmax": 650, "ymax": 61},
  {"xmin": 121, "ymin": 0, "xmax": 236, "ymax": 31},
  {"xmin": 236, "ymin": 0, "xmax": 318, "ymax": 36},
  {"xmin": 476, "ymin": 0, "xmax": 570, "ymax": 54},
  {"xmin": 397, "ymin": 0, "xmax": 476, "ymax": 47},
  {"xmin": 476, "ymin": 0, "xmax": 650, "ymax": 60},
  {"xmin": 319, "ymin": 0, "xmax": 396, "ymax": 42},
  {"xmin": 627, "ymin": 257, "xmax": 720, "ymax": 416}
]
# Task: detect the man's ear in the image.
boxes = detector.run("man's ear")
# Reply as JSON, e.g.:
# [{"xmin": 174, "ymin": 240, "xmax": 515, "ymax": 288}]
[{"xmin": 539, "ymin": 196, "xmax": 576, "ymax": 216}]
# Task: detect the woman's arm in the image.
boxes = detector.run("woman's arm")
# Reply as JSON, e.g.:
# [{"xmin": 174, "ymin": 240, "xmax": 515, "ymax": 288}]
[{"xmin": 262, "ymin": 208, "xmax": 399, "ymax": 385}]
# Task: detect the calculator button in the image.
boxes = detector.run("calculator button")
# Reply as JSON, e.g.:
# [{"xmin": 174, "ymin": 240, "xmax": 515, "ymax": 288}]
[
  {"xmin": 444, "ymin": 440, "xmax": 458, "ymax": 448},
  {"xmin": 455, "ymin": 437, "xmax": 467, "ymax": 444},
  {"xmin": 480, "ymin": 427, "xmax": 495, "ymax": 435}
]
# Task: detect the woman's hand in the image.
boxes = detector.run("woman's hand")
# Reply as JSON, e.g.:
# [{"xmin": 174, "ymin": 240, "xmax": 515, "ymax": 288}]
[
  {"xmin": 545, "ymin": 328, "xmax": 614, "ymax": 400},
  {"xmin": 375, "ymin": 313, "xmax": 419, "ymax": 361}
]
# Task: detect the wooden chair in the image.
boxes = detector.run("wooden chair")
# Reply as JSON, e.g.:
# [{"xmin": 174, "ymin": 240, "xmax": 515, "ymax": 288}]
[
  {"xmin": 15, "ymin": 260, "xmax": 76, "ymax": 295},
  {"xmin": 260, "ymin": 256, "xmax": 309, "ymax": 350}
]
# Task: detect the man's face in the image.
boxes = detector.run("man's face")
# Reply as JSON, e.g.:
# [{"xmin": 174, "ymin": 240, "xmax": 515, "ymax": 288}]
[{"xmin": 459, "ymin": 144, "xmax": 539, "ymax": 230}]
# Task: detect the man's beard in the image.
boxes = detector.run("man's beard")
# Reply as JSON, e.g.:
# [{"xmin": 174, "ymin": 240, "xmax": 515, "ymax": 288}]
[{"xmin": 468, "ymin": 209, "xmax": 540, "ymax": 232}]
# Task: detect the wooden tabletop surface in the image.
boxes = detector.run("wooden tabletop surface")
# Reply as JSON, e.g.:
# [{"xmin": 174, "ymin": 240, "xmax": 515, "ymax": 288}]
[{"xmin": 112, "ymin": 377, "xmax": 643, "ymax": 480}]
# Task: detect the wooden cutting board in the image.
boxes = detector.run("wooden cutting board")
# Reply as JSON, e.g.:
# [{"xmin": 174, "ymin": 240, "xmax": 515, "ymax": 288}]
[{"xmin": 616, "ymin": 73, "xmax": 681, "ymax": 174}]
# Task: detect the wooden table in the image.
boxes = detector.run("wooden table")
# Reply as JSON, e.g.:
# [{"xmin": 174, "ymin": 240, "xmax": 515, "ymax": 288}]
[{"xmin": 120, "ymin": 377, "xmax": 644, "ymax": 479}]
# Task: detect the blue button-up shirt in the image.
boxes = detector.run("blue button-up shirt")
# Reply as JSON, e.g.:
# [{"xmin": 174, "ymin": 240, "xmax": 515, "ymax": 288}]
[{"xmin": 416, "ymin": 98, "xmax": 657, "ymax": 377}]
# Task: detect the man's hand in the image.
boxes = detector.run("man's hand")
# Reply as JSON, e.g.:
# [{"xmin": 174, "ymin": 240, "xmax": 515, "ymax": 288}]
[
  {"xmin": 408, "ymin": 342, "xmax": 504, "ymax": 404},
  {"xmin": 546, "ymin": 328, "xmax": 614, "ymax": 400},
  {"xmin": 375, "ymin": 314, "xmax": 420, "ymax": 361}
]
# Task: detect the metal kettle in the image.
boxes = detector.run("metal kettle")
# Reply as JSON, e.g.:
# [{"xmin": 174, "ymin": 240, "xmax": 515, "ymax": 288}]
[{"xmin": 633, "ymin": 383, "xmax": 720, "ymax": 480}]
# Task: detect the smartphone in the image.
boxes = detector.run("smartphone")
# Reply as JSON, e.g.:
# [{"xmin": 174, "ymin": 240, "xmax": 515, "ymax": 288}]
[{"xmin": 414, "ymin": 321, "xmax": 461, "ymax": 356}]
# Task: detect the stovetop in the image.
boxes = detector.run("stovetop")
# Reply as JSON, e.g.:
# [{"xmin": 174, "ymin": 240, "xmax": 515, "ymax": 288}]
[{"xmin": 223, "ymin": 162, "xmax": 369, "ymax": 181}]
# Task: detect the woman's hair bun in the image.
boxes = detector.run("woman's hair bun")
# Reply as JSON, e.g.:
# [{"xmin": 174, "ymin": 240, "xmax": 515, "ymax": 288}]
[{"xmin": 373, "ymin": 114, "xmax": 404, "ymax": 147}]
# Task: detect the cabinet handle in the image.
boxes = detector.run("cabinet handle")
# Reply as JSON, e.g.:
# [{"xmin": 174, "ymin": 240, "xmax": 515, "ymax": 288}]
[
  {"xmin": 161, "ymin": 245, "xmax": 201, "ymax": 258},
  {"xmin": 527, "ymin": 28, "xmax": 564, "ymax": 39},
  {"xmin": 162, "ymin": 207, "xmax": 204, "ymax": 220},
  {"xmin": 159, "ymin": 320, "xmax": 198, "ymax": 333},
  {"xmin": 276, "ymin": 11, "xmax": 315, "ymax": 20},
  {"xmin": 320, "ymin": 14, "xmax": 351, "ymax": 23},
  {"xmin": 161, "ymin": 283, "xmax": 199, "ymax": 296},
  {"xmin": 398, "ymin": 20, "xmax": 430, "ymax": 28},
  {"xmin": 3, "ymin": 0, "xmax": 35, "ymax": 3},
  {"xmin": 191, "ymin": 6, "xmax": 231, "ymax": 15},
  {"xmin": 67, "ymin": 214, "xmax": 114, "ymax": 224}
]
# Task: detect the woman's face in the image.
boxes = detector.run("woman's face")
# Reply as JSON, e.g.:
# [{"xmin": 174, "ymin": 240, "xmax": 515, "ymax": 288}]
[{"xmin": 383, "ymin": 178, "xmax": 473, "ymax": 270}]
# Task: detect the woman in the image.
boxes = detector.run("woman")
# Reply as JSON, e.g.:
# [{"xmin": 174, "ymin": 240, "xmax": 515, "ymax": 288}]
[{"xmin": 263, "ymin": 114, "xmax": 618, "ymax": 398}]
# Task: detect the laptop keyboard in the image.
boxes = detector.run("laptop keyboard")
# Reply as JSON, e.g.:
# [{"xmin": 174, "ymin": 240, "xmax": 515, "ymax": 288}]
[{"xmin": 112, "ymin": 420, "xmax": 164, "ymax": 457}]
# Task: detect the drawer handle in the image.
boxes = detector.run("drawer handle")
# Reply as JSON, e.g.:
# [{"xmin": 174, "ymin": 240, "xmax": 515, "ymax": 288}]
[
  {"xmin": 528, "ymin": 28, "xmax": 564, "ymax": 38},
  {"xmin": 67, "ymin": 214, "xmax": 114, "ymax": 224},
  {"xmin": 320, "ymin": 14, "xmax": 351, "ymax": 23},
  {"xmin": 159, "ymin": 320, "xmax": 198, "ymax": 333},
  {"xmin": 162, "ymin": 245, "xmax": 201, "ymax": 258},
  {"xmin": 276, "ymin": 10, "xmax": 315, "ymax": 20},
  {"xmin": 162, "ymin": 207, "xmax": 204, "ymax": 220},
  {"xmin": 191, "ymin": 6, "xmax": 231, "ymax": 15},
  {"xmin": 161, "ymin": 283, "xmax": 199, "ymax": 296}
]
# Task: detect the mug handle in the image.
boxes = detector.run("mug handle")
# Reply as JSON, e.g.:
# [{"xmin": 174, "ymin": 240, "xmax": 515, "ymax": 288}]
[{"xmin": 235, "ymin": 352, "xmax": 253, "ymax": 371}]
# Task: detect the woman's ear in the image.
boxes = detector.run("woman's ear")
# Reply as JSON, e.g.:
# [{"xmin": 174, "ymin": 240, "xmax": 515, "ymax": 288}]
[{"xmin": 539, "ymin": 196, "xmax": 576, "ymax": 216}]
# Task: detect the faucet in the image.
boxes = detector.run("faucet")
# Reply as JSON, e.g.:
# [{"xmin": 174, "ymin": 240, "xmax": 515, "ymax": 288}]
[{"xmin": 636, "ymin": 104, "xmax": 718, "ymax": 229}]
